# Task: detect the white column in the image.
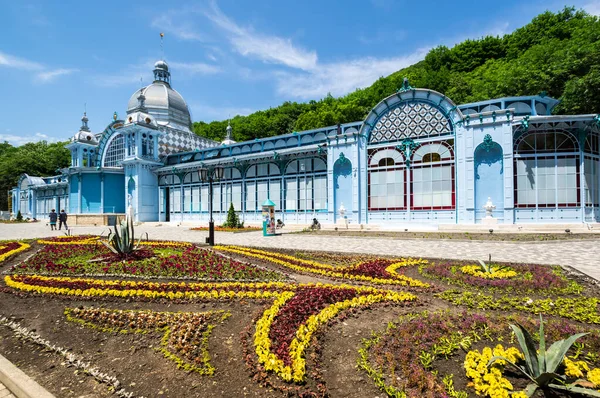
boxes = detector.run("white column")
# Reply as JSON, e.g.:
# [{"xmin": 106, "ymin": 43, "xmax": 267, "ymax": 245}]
[
  {"xmin": 78, "ymin": 174, "xmax": 82, "ymax": 214},
  {"xmin": 100, "ymin": 173, "xmax": 104, "ymax": 213}
]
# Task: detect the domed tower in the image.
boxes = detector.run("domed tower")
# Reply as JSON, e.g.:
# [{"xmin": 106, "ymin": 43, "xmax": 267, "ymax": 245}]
[
  {"xmin": 126, "ymin": 60, "xmax": 192, "ymax": 132},
  {"xmin": 126, "ymin": 60, "xmax": 218, "ymax": 156},
  {"xmin": 67, "ymin": 112, "xmax": 99, "ymax": 168}
]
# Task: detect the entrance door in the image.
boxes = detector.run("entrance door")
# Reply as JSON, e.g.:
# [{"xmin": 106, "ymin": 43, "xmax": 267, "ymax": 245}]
[
  {"xmin": 333, "ymin": 157, "xmax": 352, "ymax": 223},
  {"xmin": 164, "ymin": 187, "xmax": 170, "ymax": 222},
  {"xmin": 474, "ymin": 139, "xmax": 504, "ymax": 222}
]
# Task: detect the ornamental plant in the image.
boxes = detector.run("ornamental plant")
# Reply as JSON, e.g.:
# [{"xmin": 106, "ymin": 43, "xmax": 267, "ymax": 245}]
[
  {"xmin": 101, "ymin": 215, "xmax": 148, "ymax": 258},
  {"xmin": 465, "ymin": 260, "xmax": 517, "ymax": 279},
  {"xmin": 222, "ymin": 203, "xmax": 244, "ymax": 229},
  {"xmin": 488, "ymin": 315, "xmax": 600, "ymax": 397}
]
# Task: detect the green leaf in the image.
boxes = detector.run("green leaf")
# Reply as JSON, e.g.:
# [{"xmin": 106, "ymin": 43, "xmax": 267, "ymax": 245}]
[
  {"xmin": 549, "ymin": 383, "xmax": 600, "ymax": 397},
  {"xmin": 488, "ymin": 356, "xmax": 537, "ymax": 384},
  {"xmin": 524, "ymin": 383, "xmax": 538, "ymax": 397},
  {"xmin": 535, "ymin": 372, "xmax": 564, "ymax": 387},
  {"xmin": 545, "ymin": 332, "xmax": 588, "ymax": 373},
  {"xmin": 510, "ymin": 323, "xmax": 540, "ymax": 377},
  {"xmin": 538, "ymin": 314, "xmax": 546, "ymax": 373}
]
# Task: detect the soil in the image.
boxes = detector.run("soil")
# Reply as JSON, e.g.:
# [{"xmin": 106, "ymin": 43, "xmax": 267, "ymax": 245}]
[
  {"xmin": 293, "ymin": 230, "xmax": 600, "ymax": 242},
  {"xmin": 0, "ymin": 243, "xmax": 599, "ymax": 398}
]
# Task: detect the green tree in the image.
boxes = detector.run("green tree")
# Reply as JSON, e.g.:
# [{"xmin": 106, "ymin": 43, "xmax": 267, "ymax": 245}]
[{"xmin": 222, "ymin": 202, "xmax": 243, "ymax": 228}]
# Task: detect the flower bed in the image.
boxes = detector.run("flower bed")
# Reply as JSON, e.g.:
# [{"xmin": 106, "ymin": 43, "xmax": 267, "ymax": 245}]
[
  {"xmin": 358, "ymin": 311, "xmax": 600, "ymax": 398},
  {"xmin": 12, "ymin": 244, "xmax": 284, "ymax": 281},
  {"xmin": 215, "ymin": 246, "xmax": 430, "ymax": 287},
  {"xmin": 37, "ymin": 235, "xmax": 192, "ymax": 247},
  {"xmin": 437, "ymin": 289, "xmax": 600, "ymax": 324},
  {"xmin": 5, "ymin": 273, "xmax": 416, "ymax": 388},
  {"xmin": 65, "ymin": 307, "xmax": 230, "ymax": 375},
  {"xmin": 37, "ymin": 235, "xmax": 99, "ymax": 245},
  {"xmin": 0, "ymin": 241, "xmax": 30, "ymax": 262},
  {"xmin": 5, "ymin": 275, "xmax": 294, "ymax": 299},
  {"xmin": 420, "ymin": 260, "xmax": 581, "ymax": 294},
  {"xmin": 460, "ymin": 264, "xmax": 517, "ymax": 279}
]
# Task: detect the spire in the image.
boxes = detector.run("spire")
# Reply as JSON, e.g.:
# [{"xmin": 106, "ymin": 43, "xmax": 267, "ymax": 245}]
[
  {"xmin": 221, "ymin": 121, "xmax": 236, "ymax": 145},
  {"xmin": 80, "ymin": 111, "xmax": 90, "ymax": 132},
  {"xmin": 137, "ymin": 90, "xmax": 146, "ymax": 110}
]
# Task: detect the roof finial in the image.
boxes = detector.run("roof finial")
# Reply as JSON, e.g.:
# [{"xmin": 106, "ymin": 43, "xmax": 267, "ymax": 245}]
[
  {"xmin": 226, "ymin": 120, "xmax": 232, "ymax": 140},
  {"xmin": 81, "ymin": 106, "xmax": 90, "ymax": 132},
  {"xmin": 160, "ymin": 32, "xmax": 165, "ymax": 61}
]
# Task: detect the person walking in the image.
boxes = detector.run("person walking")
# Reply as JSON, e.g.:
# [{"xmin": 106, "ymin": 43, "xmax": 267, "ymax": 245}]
[
  {"xmin": 49, "ymin": 209, "xmax": 57, "ymax": 230},
  {"xmin": 58, "ymin": 209, "xmax": 68, "ymax": 230}
]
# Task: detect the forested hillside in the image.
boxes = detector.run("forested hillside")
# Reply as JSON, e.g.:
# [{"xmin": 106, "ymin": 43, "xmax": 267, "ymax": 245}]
[
  {"xmin": 0, "ymin": 142, "xmax": 70, "ymax": 212},
  {"xmin": 193, "ymin": 7, "xmax": 600, "ymax": 142}
]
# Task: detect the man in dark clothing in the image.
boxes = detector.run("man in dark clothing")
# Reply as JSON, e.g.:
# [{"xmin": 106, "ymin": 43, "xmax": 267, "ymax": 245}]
[
  {"xmin": 59, "ymin": 210, "xmax": 68, "ymax": 230},
  {"xmin": 49, "ymin": 209, "xmax": 57, "ymax": 230}
]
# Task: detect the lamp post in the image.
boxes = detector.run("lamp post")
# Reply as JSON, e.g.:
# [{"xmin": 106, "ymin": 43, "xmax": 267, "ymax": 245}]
[{"xmin": 199, "ymin": 164, "xmax": 224, "ymax": 246}]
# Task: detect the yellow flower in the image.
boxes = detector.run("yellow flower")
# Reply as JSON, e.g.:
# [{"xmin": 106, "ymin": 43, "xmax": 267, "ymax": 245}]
[
  {"xmin": 564, "ymin": 357, "xmax": 589, "ymax": 379},
  {"xmin": 587, "ymin": 368, "xmax": 600, "ymax": 387}
]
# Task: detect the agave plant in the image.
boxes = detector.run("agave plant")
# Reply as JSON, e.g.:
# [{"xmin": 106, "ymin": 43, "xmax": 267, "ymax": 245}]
[
  {"xmin": 488, "ymin": 315, "xmax": 600, "ymax": 397},
  {"xmin": 477, "ymin": 260, "xmax": 511, "ymax": 274},
  {"xmin": 101, "ymin": 216, "xmax": 148, "ymax": 256}
]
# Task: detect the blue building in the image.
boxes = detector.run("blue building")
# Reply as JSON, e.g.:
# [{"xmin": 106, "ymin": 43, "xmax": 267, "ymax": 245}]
[{"xmin": 10, "ymin": 62, "xmax": 600, "ymax": 226}]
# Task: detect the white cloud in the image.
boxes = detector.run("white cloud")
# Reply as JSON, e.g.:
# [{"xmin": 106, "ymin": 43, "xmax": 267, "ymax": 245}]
[
  {"xmin": 584, "ymin": 1, "xmax": 600, "ymax": 15},
  {"xmin": 0, "ymin": 50, "xmax": 76, "ymax": 83},
  {"xmin": 204, "ymin": 1, "xmax": 318, "ymax": 71},
  {"xmin": 190, "ymin": 103, "xmax": 256, "ymax": 122},
  {"xmin": 276, "ymin": 50, "xmax": 428, "ymax": 99},
  {"xmin": 0, "ymin": 51, "xmax": 44, "ymax": 70},
  {"xmin": 0, "ymin": 132, "xmax": 58, "ymax": 146},
  {"xmin": 35, "ymin": 68, "xmax": 78, "ymax": 83}
]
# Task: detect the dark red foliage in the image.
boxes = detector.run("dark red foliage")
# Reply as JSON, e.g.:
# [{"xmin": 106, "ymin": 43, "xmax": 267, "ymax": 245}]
[{"xmin": 269, "ymin": 286, "xmax": 358, "ymax": 366}]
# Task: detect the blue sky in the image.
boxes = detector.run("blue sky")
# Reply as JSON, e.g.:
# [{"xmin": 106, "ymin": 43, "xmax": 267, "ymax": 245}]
[{"xmin": 1, "ymin": 0, "xmax": 599, "ymax": 145}]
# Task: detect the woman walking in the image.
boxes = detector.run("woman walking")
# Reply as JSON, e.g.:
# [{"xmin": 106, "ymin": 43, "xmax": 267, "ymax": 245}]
[{"xmin": 49, "ymin": 209, "xmax": 57, "ymax": 230}]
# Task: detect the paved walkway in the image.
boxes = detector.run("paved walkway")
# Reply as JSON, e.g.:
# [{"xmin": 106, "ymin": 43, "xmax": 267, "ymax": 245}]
[
  {"xmin": 0, "ymin": 382, "xmax": 16, "ymax": 398},
  {"xmin": 1, "ymin": 223, "xmax": 599, "ymax": 281}
]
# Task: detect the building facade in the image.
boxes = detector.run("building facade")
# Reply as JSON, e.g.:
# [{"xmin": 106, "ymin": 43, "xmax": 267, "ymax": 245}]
[{"xmin": 10, "ymin": 62, "xmax": 600, "ymax": 226}]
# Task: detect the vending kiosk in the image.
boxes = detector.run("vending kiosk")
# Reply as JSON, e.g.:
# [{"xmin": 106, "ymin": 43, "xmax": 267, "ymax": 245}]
[{"xmin": 261, "ymin": 199, "xmax": 276, "ymax": 236}]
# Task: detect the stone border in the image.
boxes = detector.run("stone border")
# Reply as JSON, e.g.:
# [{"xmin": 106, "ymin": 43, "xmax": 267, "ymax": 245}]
[{"xmin": 0, "ymin": 353, "xmax": 54, "ymax": 398}]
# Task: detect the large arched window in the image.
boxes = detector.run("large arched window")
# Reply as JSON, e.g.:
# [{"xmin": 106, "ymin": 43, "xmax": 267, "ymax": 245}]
[
  {"xmin": 103, "ymin": 134, "xmax": 125, "ymax": 168},
  {"xmin": 514, "ymin": 130, "xmax": 579, "ymax": 207},
  {"xmin": 368, "ymin": 148, "xmax": 406, "ymax": 210},
  {"xmin": 411, "ymin": 142, "xmax": 455, "ymax": 210}
]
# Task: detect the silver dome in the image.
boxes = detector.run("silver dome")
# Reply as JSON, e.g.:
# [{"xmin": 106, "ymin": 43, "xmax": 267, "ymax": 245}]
[
  {"xmin": 127, "ymin": 82, "xmax": 192, "ymax": 132},
  {"xmin": 72, "ymin": 130, "xmax": 99, "ymax": 145},
  {"xmin": 154, "ymin": 60, "xmax": 169, "ymax": 70}
]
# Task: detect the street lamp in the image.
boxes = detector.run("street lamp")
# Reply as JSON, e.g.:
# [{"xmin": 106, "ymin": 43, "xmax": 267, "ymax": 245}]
[{"xmin": 199, "ymin": 164, "xmax": 224, "ymax": 246}]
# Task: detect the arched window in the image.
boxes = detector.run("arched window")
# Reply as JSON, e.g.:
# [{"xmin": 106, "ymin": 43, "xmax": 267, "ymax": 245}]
[
  {"xmin": 368, "ymin": 148, "xmax": 406, "ymax": 210},
  {"xmin": 103, "ymin": 134, "xmax": 125, "ymax": 167},
  {"xmin": 369, "ymin": 102, "xmax": 452, "ymax": 144},
  {"xmin": 514, "ymin": 130, "xmax": 579, "ymax": 207},
  {"xmin": 410, "ymin": 141, "xmax": 455, "ymax": 210}
]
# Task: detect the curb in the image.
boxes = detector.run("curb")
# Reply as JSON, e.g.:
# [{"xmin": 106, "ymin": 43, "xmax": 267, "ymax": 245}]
[{"xmin": 0, "ymin": 353, "xmax": 55, "ymax": 398}]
